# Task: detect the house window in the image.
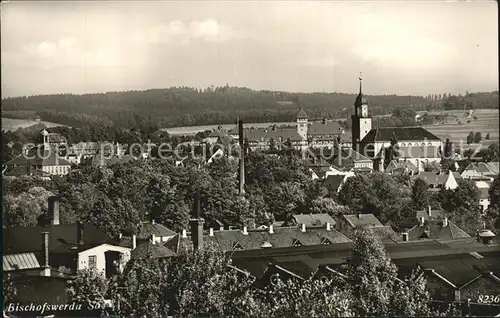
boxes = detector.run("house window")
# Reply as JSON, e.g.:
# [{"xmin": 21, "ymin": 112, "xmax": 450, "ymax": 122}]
[
  {"xmin": 321, "ymin": 237, "xmax": 332, "ymax": 245},
  {"xmin": 88, "ymin": 255, "xmax": 97, "ymax": 269}
]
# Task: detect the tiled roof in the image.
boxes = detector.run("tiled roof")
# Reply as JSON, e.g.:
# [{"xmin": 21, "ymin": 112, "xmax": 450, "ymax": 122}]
[
  {"xmin": 343, "ymin": 214, "xmax": 383, "ymax": 227},
  {"xmin": 465, "ymin": 162, "xmax": 499, "ymax": 175},
  {"xmin": 399, "ymin": 209, "xmax": 444, "ymax": 228},
  {"xmin": 244, "ymin": 127, "xmax": 305, "ymax": 142},
  {"xmin": 3, "ymin": 166, "xmax": 52, "ymax": 178},
  {"xmin": 410, "ymin": 171, "xmax": 450, "ymax": 186},
  {"xmin": 308, "ymin": 121, "xmax": 343, "ymax": 136},
  {"xmin": 289, "ymin": 214, "xmax": 336, "ymax": 227},
  {"xmin": 362, "ymin": 127, "xmax": 441, "ymax": 143},
  {"xmin": 369, "ymin": 226, "xmax": 400, "ymax": 241},
  {"xmin": 207, "ymin": 227, "xmax": 351, "ymax": 251},
  {"xmin": 131, "ymin": 241, "xmax": 176, "ymax": 259},
  {"xmin": 397, "ymin": 146, "xmax": 441, "ymax": 158},
  {"xmin": 414, "ymin": 256, "xmax": 500, "ymax": 287},
  {"xmin": 6, "ymin": 151, "xmax": 71, "ymax": 167},
  {"xmin": 386, "ymin": 160, "xmax": 419, "ymax": 173},
  {"xmin": 3, "ymin": 223, "xmax": 117, "ymax": 255},
  {"xmin": 137, "ymin": 221, "xmax": 177, "ymax": 239},
  {"xmin": 405, "ymin": 219, "xmax": 470, "ymax": 241},
  {"xmin": 309, "ymin": 147, "xmax": 371, "ymax": 171}
]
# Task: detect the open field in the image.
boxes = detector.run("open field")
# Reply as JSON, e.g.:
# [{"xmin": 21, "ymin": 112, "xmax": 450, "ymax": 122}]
[
  {"xmin": 420, "ymin": 109, "xmax": 499, "ymax": 143},
  {"xmin": 2, "ymin": 118, "xmax": 64, "ymax": 131}
]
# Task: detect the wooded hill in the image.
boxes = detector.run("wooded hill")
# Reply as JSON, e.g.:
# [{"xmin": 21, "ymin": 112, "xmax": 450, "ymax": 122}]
[{"xmin": 2, "ymin": 87, "xmax": 498, "ymax": 128}]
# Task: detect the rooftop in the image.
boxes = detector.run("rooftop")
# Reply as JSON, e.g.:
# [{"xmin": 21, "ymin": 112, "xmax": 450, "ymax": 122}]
[
  {"xmin": 343, "ymin": 213, "xmax": 384, "ymax": 228},
  {"xmin": 362, "ymin": 127, "xmax": 441, "ymax": 143}
]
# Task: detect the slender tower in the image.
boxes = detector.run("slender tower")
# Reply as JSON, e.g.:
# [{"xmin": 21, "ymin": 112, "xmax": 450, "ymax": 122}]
[
  {"xmin": 351, "ymin": 73, "xmax": 372, "ymax": 151},
  {"xmin": 238, "ymin": 119, "xmax": 245, "ymax": 195}
]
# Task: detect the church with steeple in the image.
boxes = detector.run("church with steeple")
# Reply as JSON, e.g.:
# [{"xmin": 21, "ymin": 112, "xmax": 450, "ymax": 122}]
[{"xmin": 349, "ymin": 74, "xmax": 442, "ymax": 172}]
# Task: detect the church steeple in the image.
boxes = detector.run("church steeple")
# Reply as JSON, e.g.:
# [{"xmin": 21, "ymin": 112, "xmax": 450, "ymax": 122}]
[{"xmin": 354, "ymin": 73, "xmax": 368, "ymax": 108}]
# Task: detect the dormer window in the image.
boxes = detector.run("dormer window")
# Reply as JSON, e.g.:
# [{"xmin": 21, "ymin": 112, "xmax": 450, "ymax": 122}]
[
  {"xmin": 292, "ymin": 238, "xmax": 303, "ymax": 247},
  {"xmin": 232, "ymin": 242, "xmax": 243, "ymax": 250},
  {"xmin": 321, "ymin": 237, "xmax": 332, "ymax": 245}
]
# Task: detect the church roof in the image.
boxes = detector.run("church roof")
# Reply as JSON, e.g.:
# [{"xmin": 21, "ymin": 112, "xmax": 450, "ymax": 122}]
[
  {"xmin": 308, "ymin": 121, "xmax": 343, "ymax": 136},
  {"xmin": 361, "ymin": 127, "xmax": 441, "ymax": 143}
]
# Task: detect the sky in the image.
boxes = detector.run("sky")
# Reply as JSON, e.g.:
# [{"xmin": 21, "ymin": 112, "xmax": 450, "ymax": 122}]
[{"xmin": 1, "ymin": 1, "xmax": 498, "ymax": 98}]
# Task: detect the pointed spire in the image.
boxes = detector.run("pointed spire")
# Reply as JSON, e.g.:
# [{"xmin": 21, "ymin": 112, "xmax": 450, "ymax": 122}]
[{"xmin": 359, "ymin": 72, "xmax": 363, "ymax": 94}]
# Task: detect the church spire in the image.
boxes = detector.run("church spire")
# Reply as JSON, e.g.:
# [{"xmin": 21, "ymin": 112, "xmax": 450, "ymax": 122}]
[{"xmin": 359, "ymin": 72, "xmax": 363, "ymax": 95}]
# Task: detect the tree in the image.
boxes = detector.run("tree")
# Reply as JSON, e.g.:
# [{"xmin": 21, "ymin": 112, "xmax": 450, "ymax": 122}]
[
  {"xmin": 3, "ymin": 274, "xmax": 18, "ymax": 308},
  {"xmin": 441, "ymin": 138, "xmax": 455, "ymax": 172},
  {"xmin": 241, "ymin": 278, "xmax": 355, "ymax": 317},
  {"xmin": 344, "ymin": 228, "xmax": 434, "ymax": 317},
  {"xmin": 485, "ymin": 133, "xmax": 490, "ymax": 140},
  {"xmin": 473, "ymin": 132, "xmax": 482, "ymax": 143},
  {"xmin": 107, "ymin": 258, "xmax": 169, "ymax": 317},
  {"xmin": 485, "ymin": 175, "xmax": 500, "ymax": 232},
  {"xmin": 439, "ymin": 179, "xmax": 482, "ymax": 234},
  {"xmin": 165, "ymin": 246, "xmax": 255, "ymax": 317},
  {"xmin": 148, "ymin": 175, "xmax": 190, "ymax": 232},
  {"xmin": 2, "ymin": 186, "xmax": 54, "ymax": 228},
  {"xmin": 66, "ymin": 268, "xmax": 108, "ymax": 315},
  {"xmin": 411, "ymin": 178, "xmax": 432, "ymax": 210},
  {"xmin": 466, "ymin": 132, "xmax": 474, "ymax": 144}
]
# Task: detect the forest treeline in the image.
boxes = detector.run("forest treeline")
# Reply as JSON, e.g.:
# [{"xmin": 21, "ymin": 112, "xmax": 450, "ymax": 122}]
[{"xmin": 2, "ymin": 87, "xmax": 498, "ymax": 128}]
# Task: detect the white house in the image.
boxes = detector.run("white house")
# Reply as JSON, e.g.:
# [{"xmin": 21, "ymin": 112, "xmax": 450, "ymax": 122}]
[{"xmin": 410, "ymin": 171, "xmax": 459, "ymax": 191}]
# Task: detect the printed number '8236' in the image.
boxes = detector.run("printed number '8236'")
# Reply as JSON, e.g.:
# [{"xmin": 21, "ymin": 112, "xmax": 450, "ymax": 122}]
[{"xmin": 477, "ymin": 295, "xmax": 500, "ymax": 303}]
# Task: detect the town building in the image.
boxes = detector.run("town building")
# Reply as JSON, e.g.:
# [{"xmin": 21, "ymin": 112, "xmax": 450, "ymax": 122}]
[
  {"xmin": 410, "ymin": 171, "xmax": 459, "ymax": 191},
  {"xmin": 3, "ymin": 197, "xmax": 131, "ymax": 280},
  {"xmin": 461, "ymin": 162, "xmax": 499, "ymax": 181},
  {"xmin": 3, "ymin": 148, "xmax": 72, "ymax": 178},
  {"xmin": 349, "ymin": 76, "xmax": 442, "ymax": 171}
]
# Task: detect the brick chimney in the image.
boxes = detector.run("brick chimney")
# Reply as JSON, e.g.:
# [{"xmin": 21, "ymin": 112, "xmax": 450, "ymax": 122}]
[
  {"xmin": 41, "ymin": 231, "xmax": 50, "ymax": 276},
  {"xmin": 77, "ymin": 221, "xmax": 84, "ymax": 245},
  {"xmin": 238, "ymin": 119, "xmax": 246, "ymax": 195},
  {"xmin": 190, "ymin": 191, "xmax": 205, "ymax": 251},
  {"xmin": 48, "ymin": 196, "xmax": 60, "ymax": 225}
]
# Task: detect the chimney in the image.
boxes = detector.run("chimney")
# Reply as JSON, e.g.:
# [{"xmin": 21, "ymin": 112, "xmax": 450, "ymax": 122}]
[
  {"xmin": 242, "ymin": 226, "xmax": 248, "ymax": 235},
  {"xmin": 151, "ymin": 219, "xmax": 155, "ymax": 225},
  {"xmin": 77, "ymin": 221, "xmax": 84, "ymax": 245},
  {"xmin": 301, "ymin": 224, "xmax": 306, "ymax": 232},
  {"xmin": 150, "ymin": 234, "xmax": 156, "ymax": 244},
  {"xmin": 269, "ymin": 225, "xmax": 274, "ymax": 234},
  {"xmin": 190, "ymin": 191, "xmax": 205, "ymax": 251},
  {"xmin": 357, "ymin": 214, "xmax": 361, "ymax": 219},
  {"xmin": 420, "ymin": 216, "xmax": 425, "ymax": 226},
  {"xmin": 48, "ymin": 196, "xmax": 60, "ymax": 226},
  {"xmin": 442, "ymin": 217, "xmax": 448, "ymax": 227},
  {"xmin": 428, "ymin": 206, "xmax": 432, "ymax": 217},
  {"xmin": 238, "ymin": 119, "xmax": 246, "ymax": 195},
  {"xmin": 326, "ymin": 222, "xmax": 331, "ymax": 231},
  {"xmin": 132, "ymin": 235, "xmax": 137, "ymax": 249},
  {"xmin": 209, "ymin": 228, "xmax": 214, "ymax": 237},
  {"xmin": 402, "ymin": 232, "xmax": 409, "ymax": 242},
  {"xmin": 476, "ymin": 229, "xmax": 480, "ymax": 242},
  {"xmin": 182, "ymin": 229, "xmax": 187, "ymax": 239},
  {"xmin": 118, "ymin": 233, "xmax": 123, "ymax": 240},
  {"xmin": 41, "ymin": 232, "xmax": 50, "ymax": 276}
]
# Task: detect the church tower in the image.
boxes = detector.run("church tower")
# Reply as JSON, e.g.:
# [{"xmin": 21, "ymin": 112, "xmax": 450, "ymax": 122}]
[
  {"xmin": 296, "ymin": 105, "xmax": 308, "ymax": 141},
  {"xmin": 351, "ymin": 74, "xmax": 372, "ymax": 151}
]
